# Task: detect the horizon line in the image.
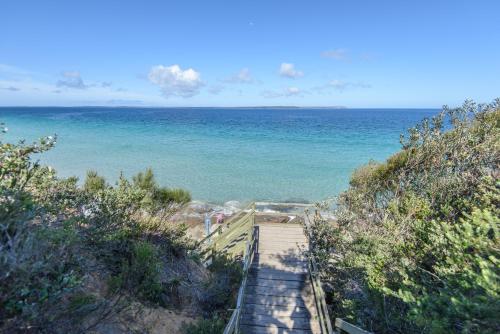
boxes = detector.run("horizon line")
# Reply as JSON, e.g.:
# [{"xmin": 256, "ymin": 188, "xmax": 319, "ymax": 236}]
[{"xmin": 0, "ymin": 105, "xmax": 443, "ymax": 109}]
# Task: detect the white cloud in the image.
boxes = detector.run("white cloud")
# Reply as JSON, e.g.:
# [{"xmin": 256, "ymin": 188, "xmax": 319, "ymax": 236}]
[
  {"xmin": 286, "ymin": 87, "xmax": 301, "ymax": 96},
  {"xmin": 225, "ymin": 68, "xmax": 254, "ymax": 83},
  {"xmin": 148, "ymin": 64, "xmax": 203, "ymax": 98},
  {"xmin": 262, "ymin": 86, "xmax": 304, "ymax": 98},
  {"xmin": 1, "ymin": 86, "xmax": 20, "ymax": 92},
  {"xmin": 321, "ymin": 49, "xmax": 348, "ymax": 60},
  {"xmin": 279, "ymin": 63, "xmax": 303, "ymax": 78},
  {"xmin": 57, "ymin": 71, "xmax": 87, "ymax": 89},
  {"xmin": 315, "ymin": 80, "xmax": 371, "ymax": 93},
  {"xmin": 208, "ymin": 84, "xmax": 225, "ymax": 95}
]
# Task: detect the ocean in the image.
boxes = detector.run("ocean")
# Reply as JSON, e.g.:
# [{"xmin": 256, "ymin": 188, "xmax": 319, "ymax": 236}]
[{"xmin": 0, "ymin": 107, "xmax": 439, "ymax": 203}]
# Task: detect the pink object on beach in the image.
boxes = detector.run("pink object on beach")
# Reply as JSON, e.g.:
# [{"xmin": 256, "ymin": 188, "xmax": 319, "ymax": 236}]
[{"xmin": 216, "ymin": 213, "xmax": 225, "ymax": 224}]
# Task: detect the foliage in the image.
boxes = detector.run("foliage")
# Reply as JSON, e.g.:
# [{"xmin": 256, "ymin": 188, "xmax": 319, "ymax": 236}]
[
  {"xmin": 309, "ymin": 99, "xmax": 500, "ymax": 333},
  {"xmin": 182, "ymin": 316, "xmax": 226, "ymax": 334},
  {"xmin": 133, "ymin": 167, "xmax": 191, "ymax": 211},
  {"xmin": 0, "ymin": 129, "xmax": 200, "ymax": 332},
  {"xmin": 110, "ymin": 240, "xmax": 164, "ymax": 303},
  {"xmin": 84, "ymin": 170, "xmax": 107, "ymax": 194},
  {"xmin": 199, "ymin": 255, "xmax": 243, "ymax": 315}
]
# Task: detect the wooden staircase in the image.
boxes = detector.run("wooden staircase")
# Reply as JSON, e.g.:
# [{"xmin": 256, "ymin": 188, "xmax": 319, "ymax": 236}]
[
  {"xmin": 198, "ymin": 203, "xmax": 373, "ymax": 334},
  {"xmin": 240, "ymin": 223, "xmax": 320, "ymax": 334}
]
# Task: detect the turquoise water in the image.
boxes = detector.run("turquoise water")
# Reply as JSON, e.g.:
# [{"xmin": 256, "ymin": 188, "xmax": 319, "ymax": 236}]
[{"xmin": 0, "ymin": 107, "xmax": 438, "ymax": 203}]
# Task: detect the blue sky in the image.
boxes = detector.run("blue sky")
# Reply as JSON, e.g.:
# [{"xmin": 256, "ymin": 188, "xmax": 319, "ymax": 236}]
[{"xmin": 1, "ymin": 0, "xmax": 499, "ymax": 107}]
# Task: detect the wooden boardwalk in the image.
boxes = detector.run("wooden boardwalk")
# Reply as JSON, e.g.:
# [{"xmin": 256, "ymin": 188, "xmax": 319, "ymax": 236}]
[{"xmin": 240, "ymin": 223, "xmax": 321, "ymax": 334}]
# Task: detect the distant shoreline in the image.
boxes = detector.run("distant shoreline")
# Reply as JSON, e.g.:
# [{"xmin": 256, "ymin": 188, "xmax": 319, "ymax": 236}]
[{"xmin": 0, "ymin": 106, "xmax": 443, "ymax": 110}]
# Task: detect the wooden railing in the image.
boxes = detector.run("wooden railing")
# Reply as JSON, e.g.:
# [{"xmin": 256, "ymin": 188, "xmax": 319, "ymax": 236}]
[
  {"xmin": 303, "ymin": 209, "xmax": 374, "ymax": 334},
  {"xmin": 303, "ymin": 210, "xmax": 334, "ymax": 334},
  {"xmin": 195, "ymin": 203, "xmax": 257, "ymax": 333},
  {"xmin": 198, "ymin": 203, "xmax": 256, "ymax": 265},
  {"xmin": 222, "ymin": 227, "xmax": 257, "ymax": 334}
]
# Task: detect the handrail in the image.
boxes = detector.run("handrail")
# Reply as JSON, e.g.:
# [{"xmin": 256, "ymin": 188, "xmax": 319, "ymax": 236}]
[
  {"xmin": 304, "ymin": 209, "xmax": 374, "ymax": 334},
  {"xmin": 194, "ymin": 203, "xmax": 257, "ymax": 333},
  {"xmin": 334, "ymin": 318, "xmax": 374, "ymax": 334},
  {"xmin": 198, "ymin": 203, "xmax": 256, "ymax": 264},
  {"xmin": 223, "ymin": 226, "xmax": 257, "ymax": 334},
  {"xmin": 303, "ymin": 209, "xmax": 334, "ymax": 334}
]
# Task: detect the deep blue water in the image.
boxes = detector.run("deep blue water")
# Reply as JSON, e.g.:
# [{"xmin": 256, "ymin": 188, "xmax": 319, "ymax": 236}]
[{"xmin": 0, "ymin": 107, "xmax": 439, "ymax": 203}]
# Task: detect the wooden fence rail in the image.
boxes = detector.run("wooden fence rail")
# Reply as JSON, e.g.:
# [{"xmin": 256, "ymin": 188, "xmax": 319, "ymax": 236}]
[{"xmin": 304, "ymin": 209, "xmax": 374, "ymax": 334}]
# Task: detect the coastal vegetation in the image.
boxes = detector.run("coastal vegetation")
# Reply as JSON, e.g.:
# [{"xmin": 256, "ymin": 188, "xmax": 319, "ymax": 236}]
[
  {"xmin": 0, "ymin": 128, "xmax": 239, "ymax": 333},
  {"xmin": 309, "ymin": 99, "xmax": 500, "ymax": 333},
  {"xmin": 1, "ymin": 98, "xmax": 498, "ymax": 333}
]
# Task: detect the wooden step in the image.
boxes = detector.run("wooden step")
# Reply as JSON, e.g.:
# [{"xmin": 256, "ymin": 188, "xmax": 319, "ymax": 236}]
[
  {"xmin": 247, "ymin": 277, "xmax": 306, "ymax": 289},
  {"xmin": 245, "ymin": 283, "xmax": 313, "ymax": 298},
  {"xmin": 240, "ymin": 314, "xmax": 317, "ymax": 330},
  {"xmin": 257, "ymin": 223, "xmax": 303, "ymax": 228},
  {"xmin": 244, "ymin": 294, "xmax": 315, "ymax": 308},
  {"xmin": 251, "ymin": 263, "xmax": 308, "ymax": 274},
  {"xmin": 258, "ymin": 241, "xmax": 307, "ymax": 247},
  {"xmin": 252, "ymin": 261, "xmax": 308, "ymax": 271},
  {"xmin": 242, "ymin": 303, "xmax": 313, "ymax": 318},
  {"xmin": 249, "ymin": 268, "xmax": 308, "ymax": 282},
  {"xmin": 240, "ymin": 324, "xmax": 313, "ymax": 334},
  {"xmin": 254, "ymin": 253, "xmax": 308, "ymax": 263},
  {"xmin": 257, "ymin": 231, "xmax": 306, "ymax": 237},
  {"xmin": 258, "ymin": 239, "xmax": 307, "ymax": 246}
]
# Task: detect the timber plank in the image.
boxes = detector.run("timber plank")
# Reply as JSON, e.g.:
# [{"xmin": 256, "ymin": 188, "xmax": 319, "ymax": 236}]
[
  {"xmin": 232, "ymin": 217, "xmax": 322, "ymax": 333},
  {"xmin": 246, "ymin": 284, "xmax": 312, "ymax": 298},
  {"xmin": 249, "ymin": 270, "xmax": 307, "ymax": 282},
  {"xmin": 239, "ymin": 324, "xmax": 313, "ymax": 334},
  {"xmin": 251, "ymin": 263, "xmax": 308, "ymax": 274},
  {"xmin": 240, "ymin": 314, "xmax": 316, "ymax": 330},
  {"xmin": 253, "ymin": 254, "xmax": 308, "ymax": 263},
  {"xmin": 242, "ymin": 304, "xmax": 313, "ymax": 318},
  {"xmin": 244, "ymin": 294, "xmax": 315, "ymax": 308},
  {"xmin": 246, "ymin": 277, "xmax": 306, "ymax": 289}
]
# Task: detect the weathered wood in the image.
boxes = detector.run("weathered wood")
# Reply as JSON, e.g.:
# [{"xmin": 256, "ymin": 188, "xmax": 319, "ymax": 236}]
[
  {"xmin": 234, "ymin": 219, "xmax": 322, "ymax": 334},
  {"xmin": 254, "ymin": 253, "xmax": 308, "ymax": 263},
  {"xmin": 243, "ymin": 304, "xmax": 313, "ymax": 318},
  {"xmin": 246, "ymin": 284, "xmax": 313, "ymax": 298},
  {"xmin": 251, "ymin": 263, "xmax": 308, "ymax": 274},
  {"xmin": 258, "ymin": 239, "xmax": 308, "ymax": 246},
  {"xmin": 334, "ymin": 318, "xmax": 373, "ymax": 334},
  {"xmin": 248, "ymin": 269, "xmax": 308, "ymax": 282},
  {"xmin": 245, "ymin": 293, "xmax": 316, "ymax": 309},
  {"xmin": 246, "ymin": 277, "xmax": 306, "ymax": 289},
  {"xmin": 240, "ymin": 314, "xmax": 318, "ymax": 330},
  {"xmin": 240, "ymin": 324, "xmax": 313, "ymax": 334}
]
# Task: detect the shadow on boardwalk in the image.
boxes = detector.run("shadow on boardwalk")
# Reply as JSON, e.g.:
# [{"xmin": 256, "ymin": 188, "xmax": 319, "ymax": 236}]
[{"xmin": 239, "ymin": 224, "xmax": 319, "ymax": 334}]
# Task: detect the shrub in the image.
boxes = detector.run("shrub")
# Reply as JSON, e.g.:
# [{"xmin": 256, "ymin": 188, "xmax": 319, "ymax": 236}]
[
  {"xmin": 84, "ymin": 170, "xmax": 107, "ymax": 194},
  {"xmin": 183, "ymin": 316, "xmax": 226, "ymax": 334},
  {"xmin": 199, "ymin": 255, "xmax": 243, "ymax": 315},
  {"xmin": 309, "ymin": 99, "xmax": 500, "ymax": 333},
  {"xmin": 0, "ymin": 130, "xmax": 196, "ymax": 332}
]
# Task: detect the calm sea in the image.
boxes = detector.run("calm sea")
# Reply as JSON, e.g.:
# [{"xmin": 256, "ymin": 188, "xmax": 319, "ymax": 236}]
[{"xmin": 0, "ymin": 107, "xmax": 439, "ymax": 203}]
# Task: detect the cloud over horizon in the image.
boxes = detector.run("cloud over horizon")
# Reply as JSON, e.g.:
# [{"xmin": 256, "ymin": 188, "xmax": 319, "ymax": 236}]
[
  {"xmin": 279, "ymin": 63, "xmax": 303, "ymax": 78},
  {"xmin": 262, "ymin": 86, "xmax": 303, "ymax": 98},
  {"xmin": 224, "ymin": 68, "xmax": 254, "ymax": 83},
  {"xmin": 148, "ymin": 65, "xmax": 204, "ymax": 98},
  {"xmin": 57, "ymin": 71, "xmax": 87, "ymax": 89},
  {"xmin": 321, "ymin": 49, "xmax": 348, "ymax": 60},
  {"xmin": 315, "ymin": 79, "xmax": 371, "ymax": 92}
]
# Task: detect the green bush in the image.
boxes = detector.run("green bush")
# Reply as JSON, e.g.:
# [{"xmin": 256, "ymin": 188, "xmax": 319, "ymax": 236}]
[
  {"xmin": 0, "ymin": 130, "xmax": 195, "ymax": 332},
  {"xmin": 183, "ymin": 316, "xmax": 226, "ymax": 334},
  {"xmin": 310, "ymin": 99, "xmax": 500, "ymax": 333},
  {"xmin": 84, "ymin": 170, "xmax": 107, "ymax": 193},
  {"xmin": 112, "ymin": 240, "xmax": 164, "ymax": 303},
  {"xmin": 199, "ymin": 255, "xmax": 243, "ymax": 315}
]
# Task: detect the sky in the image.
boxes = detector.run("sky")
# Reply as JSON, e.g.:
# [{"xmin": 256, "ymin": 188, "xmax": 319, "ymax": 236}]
[{"xmin": 0, "ymin": 0, "xmax": 499, "ymax": 108}]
